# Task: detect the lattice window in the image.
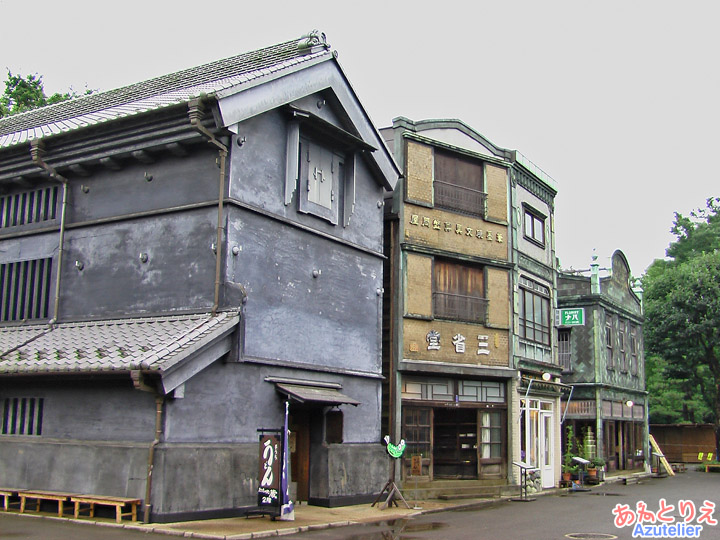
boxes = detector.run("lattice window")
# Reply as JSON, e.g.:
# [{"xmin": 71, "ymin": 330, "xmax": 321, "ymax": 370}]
[
  {"xmin": 1, "ymin": 397, "xmax": 44, "ymax": 436},
  {"xmin": 0, "ymin": 258, "xmax": 53, "ymax": 322},
  {"xmin": 0, "ymin": 187, "xmax": 59, "ymax": 229}
]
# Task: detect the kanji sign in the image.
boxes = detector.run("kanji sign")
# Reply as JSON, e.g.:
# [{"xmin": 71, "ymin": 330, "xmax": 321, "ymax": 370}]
[{"xmin": 556, "ymin": 308, "xmax": 585, "ymax": 326}]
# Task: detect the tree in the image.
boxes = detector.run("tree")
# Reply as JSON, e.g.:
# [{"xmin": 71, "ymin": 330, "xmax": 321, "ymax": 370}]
[
  {"xmin": 0, "ymin": 71, "xmax": 90, "ymax": 118},
  {"xmin": 643, "ymin": 199, "xmax": 720, "ymax": 457}
]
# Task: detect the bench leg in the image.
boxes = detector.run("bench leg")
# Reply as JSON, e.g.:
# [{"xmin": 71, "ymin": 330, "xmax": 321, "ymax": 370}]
[
  {"xmin": 57, "ymin": 500, "xmax": 63, "ymax": 517},
  {"xmin": 131, "ymin": 503, "xmax": 137, "ymax": 522},
  {"xmin": 19, "ymin": 496, "xmax": 26, "ymax": 513},
  {"xmin": 2, "ymin": 494, "xmax": 7, "ymax": 511},
  {"xmin": 115, "ymin": 505, "xmax": 122, "ymax": 524}
]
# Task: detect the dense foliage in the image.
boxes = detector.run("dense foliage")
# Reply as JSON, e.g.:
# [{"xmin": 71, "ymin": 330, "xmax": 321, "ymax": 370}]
[
  {"xmin": 643, "ymin": 198, "xmax": 720, "ymax": 452},
  {"xmin": 0, "ymin": 71, "xmax": 90, "ymax": 118}
]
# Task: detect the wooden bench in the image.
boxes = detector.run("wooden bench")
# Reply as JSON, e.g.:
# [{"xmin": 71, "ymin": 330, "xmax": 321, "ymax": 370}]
[
  {"xmin": 71, "ymin": 494, "xmax": 141, "ymax": 523},
  {"xmin": 0, "ymin": 488, "xmax": 25, "ymax": 511},
  {"xmin": 19, "ymin": 490, "xmax": 75, "ymax": 517},
  {"xmin": 705, "ymin": 464, "xmax": 720, "ymax": 473}
]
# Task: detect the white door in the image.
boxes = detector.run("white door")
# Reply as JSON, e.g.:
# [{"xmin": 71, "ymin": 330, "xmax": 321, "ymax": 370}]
[{"xmin": 539, "ymin": 410, "xmax": 555, "ymax": 488}]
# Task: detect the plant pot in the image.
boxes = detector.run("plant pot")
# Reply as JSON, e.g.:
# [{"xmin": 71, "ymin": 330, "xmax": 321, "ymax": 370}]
[
  {"xmin": 588, "ymin": 468, "xmax": 598, "ymax": 478},
  {"xmin": 562, "ymin": 472, "xmax": 572, "ymax": 482}
]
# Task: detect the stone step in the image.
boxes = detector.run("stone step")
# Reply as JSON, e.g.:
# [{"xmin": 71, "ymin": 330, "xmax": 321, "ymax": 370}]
[{"xmin": 400, "ymin": 482, "xmax": 521, "ymax": 500}]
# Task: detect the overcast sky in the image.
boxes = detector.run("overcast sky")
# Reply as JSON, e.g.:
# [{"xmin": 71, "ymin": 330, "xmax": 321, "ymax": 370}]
[{"xmin": 1, "ymin": 0, "xmax": 717, "ymax": 276}]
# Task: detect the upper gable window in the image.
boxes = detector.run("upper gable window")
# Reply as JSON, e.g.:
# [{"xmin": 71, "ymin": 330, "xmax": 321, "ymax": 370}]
[
  {"xmin": 297, "ymin": 137, "xmax": 343, "ymax": 225},
  {"xmin": 433, "ymin": 149, "xmax": 486, "ymax": 217},
  {"xmin": 523, "ymin": 205, "xmax": 546, "ymax": 247},
  {"xmin": 284, "ymin": 106, "xmax": 374, "ymax": 227},
  {"xmin": 0, "ymin": 186, "xmax": 59, "ymax": 229}
]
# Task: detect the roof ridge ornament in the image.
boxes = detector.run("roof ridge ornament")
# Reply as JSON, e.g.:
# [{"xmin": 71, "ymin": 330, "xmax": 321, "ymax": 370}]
[{"xmin": 298, "ymin": 30, "xmax": 329, "ymax": 52}]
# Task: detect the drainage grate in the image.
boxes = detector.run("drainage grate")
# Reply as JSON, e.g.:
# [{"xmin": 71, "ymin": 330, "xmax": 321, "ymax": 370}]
[
  {"xmin": 590, "ymin": 492, "xmax": 624, "ymax": 496},
  {"xmin": 566, "ymin": 534, "xmax": 618, "ymax": 539}
]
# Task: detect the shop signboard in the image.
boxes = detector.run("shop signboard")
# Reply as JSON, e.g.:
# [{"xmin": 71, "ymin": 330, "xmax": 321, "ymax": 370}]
[{"xmin": 258, "ymin": 433, "xmax": 281, "ymax": 508}]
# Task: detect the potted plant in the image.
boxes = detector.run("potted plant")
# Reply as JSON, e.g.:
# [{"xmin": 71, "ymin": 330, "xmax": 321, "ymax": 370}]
[
  {"xmin": 588, "ymin": 456, "xmax": 606, "ymax": 481},
  {"xmin": 562, "ymin": 424, "xmax": 577, "ymax": 483}
]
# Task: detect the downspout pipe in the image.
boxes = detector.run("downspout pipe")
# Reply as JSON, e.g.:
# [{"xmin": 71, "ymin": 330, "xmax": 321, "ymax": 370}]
[
  {"xmin": 30, "ymin": 140, "xmax": 68, "ymax": 323},
  {"xmin": 188, "ymin": 98, "xmax": 228, "ymax": 317},
  {"xmin": 144, "ymin": 395, "xmax": 164, "ymax": 523}
]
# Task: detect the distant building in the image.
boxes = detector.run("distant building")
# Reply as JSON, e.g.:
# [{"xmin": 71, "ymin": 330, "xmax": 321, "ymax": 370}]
[
  {"xmin": 557, "ymin": 251, "xmax": 647, "ymax": 471},
  {"xmin": 509, "ymin": 150, "xmax": 563, "ymax": 490},
  {"xmin": 0, "ymin": 32, "xmax": 399, "ymax": 521}
]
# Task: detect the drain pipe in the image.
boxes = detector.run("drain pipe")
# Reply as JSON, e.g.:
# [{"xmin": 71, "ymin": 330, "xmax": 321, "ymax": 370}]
[
  {"xmin": 30, "ymin": 140, "xmax": 68, "ymax": 323},
  {"xmin": 188, "ymin": 98, "xmax": 228, "ymax": 317},
  {"xmin": 144, "ymin": 394, "xmax": 164, "ymax": 523}
]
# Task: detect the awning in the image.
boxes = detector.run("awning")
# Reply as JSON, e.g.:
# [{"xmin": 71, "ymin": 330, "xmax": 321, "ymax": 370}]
[{"xmin": 275, "ymin": 383, "xmax": 360, "ymax": 406}]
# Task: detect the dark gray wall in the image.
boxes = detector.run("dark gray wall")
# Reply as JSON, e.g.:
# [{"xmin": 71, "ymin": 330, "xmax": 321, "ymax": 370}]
[
  {"xmin": 0, "ymin": 379, "xmax": 156, "ymax": 441},
  {"xmin": 228, "ymin": 104, "xmax": 385, "ymax": 253},
  {"xmin": 227, "ymin": 208, "xmax": 382, "ymax": 375},
  {"xmin": 164, "ymin": 361, "xmax": 381, "ymax": 444}
]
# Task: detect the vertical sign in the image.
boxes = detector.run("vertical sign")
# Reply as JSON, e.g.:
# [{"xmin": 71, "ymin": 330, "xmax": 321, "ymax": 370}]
[
  {"xmin": 411, "ymin": 455, "xmax": 422, "ymax": 476},
  {"xmin": 258, "ymin": 434, "xmax": 280, "ymax": 508}
]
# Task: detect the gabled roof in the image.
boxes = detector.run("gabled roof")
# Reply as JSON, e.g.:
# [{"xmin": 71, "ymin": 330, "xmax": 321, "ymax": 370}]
[
  {"xmin": 0, "ymin": 31, "xmax": 400, "ymax": 190},
  {"xmin": 0, "ymin": 311, "xmax": 239, "ymax": 393},
  {"xmin": 0, "ymin": 34, "xmax": 331, "ymax": 149}
]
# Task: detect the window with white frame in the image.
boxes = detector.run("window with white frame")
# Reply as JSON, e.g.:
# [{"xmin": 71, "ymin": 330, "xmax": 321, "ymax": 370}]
[{"xmin": 523, "ymin": 205, "xmax": 546, "ymax": 247}]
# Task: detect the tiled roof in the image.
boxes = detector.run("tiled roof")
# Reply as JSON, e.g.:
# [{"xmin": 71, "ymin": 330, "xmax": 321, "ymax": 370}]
[
  {"xmin": 0, "ymin": 33, "xmax": 331, "ymax": 149},
  {"xmin": 0, "ymin": 311, "xmax": 239, "ymax": 375}
]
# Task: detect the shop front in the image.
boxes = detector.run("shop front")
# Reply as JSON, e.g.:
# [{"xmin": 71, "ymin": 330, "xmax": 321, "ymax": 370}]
[
  {"xmin": 520, "ymin": 398, "xmax": 557, "ymax": 489},
  {"xmin": 400, "ymin": 376, "xmax": 507, "ymax": 481}
]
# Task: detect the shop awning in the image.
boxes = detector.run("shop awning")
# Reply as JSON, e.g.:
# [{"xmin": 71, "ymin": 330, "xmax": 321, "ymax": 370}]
[{"xmin": 275, "ymin": 382, "xmax": 360, "ymax": 406}]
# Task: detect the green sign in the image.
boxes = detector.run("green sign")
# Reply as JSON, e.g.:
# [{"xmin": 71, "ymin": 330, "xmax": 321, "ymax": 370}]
[{"xmin": 557, "ymin": 308, "xmax": 585, "ymax": 326}]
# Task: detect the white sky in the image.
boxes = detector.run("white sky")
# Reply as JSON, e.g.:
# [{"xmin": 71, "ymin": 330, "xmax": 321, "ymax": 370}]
[{"xmin": 1, "ymin": 0, "xmax": 718, "ymax": 276}]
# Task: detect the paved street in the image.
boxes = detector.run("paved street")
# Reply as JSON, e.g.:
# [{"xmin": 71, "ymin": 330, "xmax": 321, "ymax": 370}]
[
  {"xmin": 282, "ymin": 470, "xmax": 720, "ymax": 540},
  {"xmin": 0, "ymin": 470, "xmax": 718, "ymax": 539}
]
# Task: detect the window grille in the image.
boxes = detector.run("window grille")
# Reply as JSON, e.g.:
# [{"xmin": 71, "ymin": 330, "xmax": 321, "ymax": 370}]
[
  {"xmin": 0, "ymin": 258, "xmax": 53, "ymax": 322},
  {"xmin": 0, "ymin": 187, "xmax": 59, "ymax": 228},
  {"xmin": 433, "ymin": 149, "xmax": 486, "ymax": 217},
  {"xmin": 558, "ymin": 329, "xmax": 572, "ymax": 371},
  {"xmin": 1, "ymin": 397, "xmax": 44, "ymax": 436},
  {"xmin": 433, "ymin": 260, "xmax": 486, "ymax": 323}
]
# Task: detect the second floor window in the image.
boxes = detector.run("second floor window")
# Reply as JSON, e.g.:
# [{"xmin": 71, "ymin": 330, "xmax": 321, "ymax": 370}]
[
  {"xmin": 0, "ymin": 186, "xmax": 59, "ymax": 229},
  {"xmin": 519, "ymin": 277, "xmax": 550, "ymax": 346},
  {"xmin": 433, "ymin": 260, "xmax": 487, "ymax": 323},
  {"xmin": 606, "ymin": 322, "xmax": 614, "ymax": 369},
  {"xmin": 433, "ymin": 149, "xmax": 486, "ymax": 217},
  {"xmin": 0, "ymin": 258, "xmax": 53, "ymax": 322}
]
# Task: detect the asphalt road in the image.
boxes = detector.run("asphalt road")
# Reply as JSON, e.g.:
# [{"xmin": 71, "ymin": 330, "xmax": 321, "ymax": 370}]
[
  {"xmin": 283, "ymin": 469, "xmax": 720, "ymax": 540},
  {"xmin": 1, "ymin": 470, "xmax": 718, "ymax": 539}
]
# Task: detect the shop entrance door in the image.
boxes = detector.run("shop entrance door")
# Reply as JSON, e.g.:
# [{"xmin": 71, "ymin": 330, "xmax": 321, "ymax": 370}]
[
  {"xmin": 433, "ymin": 408, "xmax": 478, "ymax": 478},
  {"xmin": 289, "ymin": 410, "xmax": 310, "ymax": 502},
  {"xmin": 539, "ymin": 410, "xmax": 554, "ymax": 488}
]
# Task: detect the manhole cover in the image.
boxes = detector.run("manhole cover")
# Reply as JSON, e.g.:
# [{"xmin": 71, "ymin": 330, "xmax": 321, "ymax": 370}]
[
  {"xmin": 566, "ymin": 534, "xmax": 618, "ymax": 539},
  {"xmin": 591, "ymin": 492, "xmax": 624, "ymax": 496}
]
